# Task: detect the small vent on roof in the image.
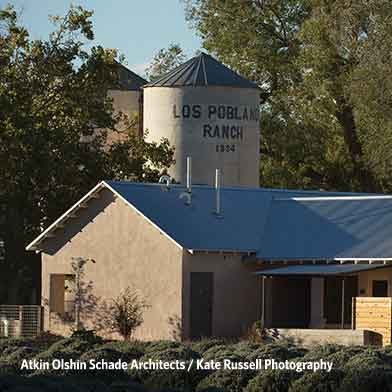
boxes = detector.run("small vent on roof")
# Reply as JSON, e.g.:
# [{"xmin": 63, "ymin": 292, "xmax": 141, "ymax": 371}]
[
  {"xmin": 180, "ymin": 156, "xmax": 192, "ymax": 206},
  {"xmin": 214, "ymin": 168, "xmax": 223, "ymax": 218},
  {"xmin": 159, "ymin": 175, "xmax": 171, "ymax": 191}
]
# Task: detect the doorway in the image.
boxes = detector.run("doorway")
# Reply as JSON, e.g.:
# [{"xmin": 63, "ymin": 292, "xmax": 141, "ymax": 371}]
[
  {"xmin": 324, "ymin": 276, "xmax": 358, "ymax": 325},
  {"xmin": 270, "ymin": 277, "xmax": 310, "ymax": 328},
  {"xmin": 190, "ymin": 272, "xmax": 213, "ymax": 339}
]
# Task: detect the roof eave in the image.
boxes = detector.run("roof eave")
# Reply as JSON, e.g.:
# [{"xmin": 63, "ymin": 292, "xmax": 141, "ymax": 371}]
[
  {"xmin": 26, "ymin": 181, "xmax": 186, "ymax": 253},
  {"xmin": 25, "ymin": 182, "xmax": 107, "ymax": 252}
]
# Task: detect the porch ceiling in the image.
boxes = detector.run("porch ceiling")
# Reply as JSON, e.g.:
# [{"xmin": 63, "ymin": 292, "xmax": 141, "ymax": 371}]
[{"xmin": 254, "ymin": 263, "xmax": 390, "ymax": 277}]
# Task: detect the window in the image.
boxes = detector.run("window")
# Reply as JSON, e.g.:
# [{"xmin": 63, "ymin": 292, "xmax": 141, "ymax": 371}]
[
  {"xmin": 372, "ymin": 280, "xmax": 388, "ymax": 297},
  {"xmin": 50, "ymin": 274, "xmax": 75, "ymax": 320}
]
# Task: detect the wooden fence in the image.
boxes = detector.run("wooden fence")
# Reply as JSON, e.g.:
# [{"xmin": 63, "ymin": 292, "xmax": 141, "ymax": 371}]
[{"xmin": 352, "ymin": 297, "xmax": 392, "ymax": 346}]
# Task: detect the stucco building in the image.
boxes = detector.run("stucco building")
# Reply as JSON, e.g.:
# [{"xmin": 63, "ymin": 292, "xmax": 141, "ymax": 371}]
[
  {"xmin": 26, "ymin": 53, "xmax": 392, "ymax": 345},
  {"xmin": 26, "ymin": 180, "xmax": 392, "ymax": 344}
]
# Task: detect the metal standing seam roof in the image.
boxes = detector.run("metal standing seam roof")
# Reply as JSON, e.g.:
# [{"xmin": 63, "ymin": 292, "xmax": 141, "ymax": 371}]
[
  {"xmin": 26, "ymin": 181, "xmax": 367, "ymax": 253},
  {"xmin": 144, "ymin": 52, "xmax": 259, "ymax": 89},
  {"xmin": 257, "ymin": 197, "xmax": 392, "ymax": 260},
  {"xmin": 26, "ymin": 180, "xmax": 392, "ymax": 260},
  {"xmin": 254, "ymin": 264, "xmax": 390, "ymax": 277},
  {"xmin": 104, "ymin": 182, "xmax": 376, "ymax": 253}
]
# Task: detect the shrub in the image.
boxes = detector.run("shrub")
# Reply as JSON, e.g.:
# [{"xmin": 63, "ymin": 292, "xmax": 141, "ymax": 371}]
[
  {"xmin": 343, "ymin": 348, "xmax": 391, "ymax": 371},
  {"xmin": 128, "ymin": 346, "xmax": 202, "ymax": 390},
  {"xmin": 109, "ymin": 286, "xmax": 150, "ymax": 341},
  {"xmin": 196, "ymin": 368, "xmax": 256, "ymax": 392},
  {"xmin": 100, "ymin": 341, "xmax": 145, "ymax": 361},
  {"xmin": 339, "ymin": 367, "xmax": 392, "ymax": 392},
  {"xmin": 70, "ymin": 329, "xmax": 103, "ymax": 345},
  {"xmin": 289, "ymin": 369, "xmax": 345, "ymax": 392},
  {"xmin": 190, "ymin": 339, "xmax": 228, "ymax": 355},
  {"xmin": 143, "ymin": 366, "xmax": 204, "ymax": 391},
  {"xmin": 202, "ymin": 344, "xmax": 245, "ymax": 363},
  {"xmin": 145, "ymin": 340, "xmax": 183, "ymax": 353},
  {"xmin": 1, "ymin": 346, "xmax": 39, "ymax": 374},
  {"xmin": 0, "ymin": 374, "xmax": 90, "ymax": 392},
  {"xmin": 232, "ymin": 341, "xmax": 263, "ymax": 358},
  {"xmin": 244, "ymin": 321, "xmax": 265, "ymax": 343},
  {"xmin": 32, "ymin": 334, "xmax": 100, "ymax": 373},
  {"xmin": 79, "ymin": 347, "xmax": 125, "ymax": 363},
  {"xmin": 245, "ymin": 343, "xmax": 306, "ymax": 362},
  {"xmin": 110, "ymin": 380, "xmax": 150, "ymax": 392},
  {"xmin": 245, "ymin": 369, "xmax": 302, "ymax": 392},
  {"xmin": 145, "ymin": 347, "xmax": 200, "ymax": 362},
  {"xmin": 301, "ymin": 344, "xmax": 343, "ymax": 361}
]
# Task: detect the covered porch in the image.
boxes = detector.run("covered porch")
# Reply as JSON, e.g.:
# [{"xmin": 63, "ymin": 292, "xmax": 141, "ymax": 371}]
[{"xmin": 255, "ymin": 262, "xmax": 392, "ymax": 346}]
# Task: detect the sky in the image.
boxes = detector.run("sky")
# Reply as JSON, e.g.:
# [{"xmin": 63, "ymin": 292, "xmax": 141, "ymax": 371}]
[{"xmin": 1, "ymin": 0, "xmax": 202, "ymax": 77}]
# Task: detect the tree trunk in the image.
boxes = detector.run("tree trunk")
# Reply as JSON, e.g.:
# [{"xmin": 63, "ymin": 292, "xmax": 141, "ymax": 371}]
[{"xmin": 335, "ymin": 96, "xmax": 379, "ymax": 192}]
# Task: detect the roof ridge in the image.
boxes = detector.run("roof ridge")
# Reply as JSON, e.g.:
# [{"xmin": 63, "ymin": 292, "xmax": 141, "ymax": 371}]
[{"xmin": 104, "ymin": 180, "xmax": 374, "ymax": 196}]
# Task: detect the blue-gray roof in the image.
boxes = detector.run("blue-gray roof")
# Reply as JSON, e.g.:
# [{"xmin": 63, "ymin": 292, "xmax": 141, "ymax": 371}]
[
  {"xmin": 28, "ymin": 180, "xmax": 392, "ymax": 260},
  {"xmin": 105, "ymin": 181, "xmax": 387, "ymax": 258},
  {"xmin": 144, "ymin": 52, "xmax": 259, "ymax": 89},
  {"xmin": 254, "ymin": 264, "xmax": 389, "ymax": 276},
  {"xmin": 257, "ymin": 198, "xmax": 392, "ymax": 260}
]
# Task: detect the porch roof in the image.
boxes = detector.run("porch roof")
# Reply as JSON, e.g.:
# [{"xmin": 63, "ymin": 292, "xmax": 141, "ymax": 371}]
[{"xmin": 254, "ymin": 263, "xmax": 390, "ymax": 277}]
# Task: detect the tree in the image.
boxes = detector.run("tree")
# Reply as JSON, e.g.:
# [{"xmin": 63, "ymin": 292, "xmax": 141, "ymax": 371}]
[
  {"xmin": 110, "ymin": 286, "xmax": 149, "ymax": 340},
  {"xmin": 145, "ymin": 43, "xmax": 186, "ymax": 81},
  {"xmin": 184, "ymin": 0, "xmax": 392, "ymax": 192},
  {"xmin": 0, "ymin": 5, "xmax": 174, "ymax": 303}
]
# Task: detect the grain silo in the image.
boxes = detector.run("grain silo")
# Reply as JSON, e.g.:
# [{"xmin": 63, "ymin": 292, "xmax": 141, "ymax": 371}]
[
  {"xmin": 107, "ymin": 62, "xmax": 147, "ymax": 141},
  {"xmin": 143, "ymin": 53, "xmax": 260, "ymax": 187}
]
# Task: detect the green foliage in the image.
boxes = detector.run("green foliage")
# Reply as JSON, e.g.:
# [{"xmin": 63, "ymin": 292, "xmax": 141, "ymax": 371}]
[
  {"xmin": 70, "ymin": 329, "xmax": 103, "ymax": 345},
  {"xmin": 3, "ymin": 337, "xmax": 392, "ymax": 391},
  {"xmin": 202, "ymin": 344, "xmax": 245, "ymax": 363},
  {"xmin": 184, "ymin": 0, "xmax": 392, "ymax": 193},
  {"xmin": 109, "ymin": 286, "xmax": 150, "ymax": 340},
  {"xmin": 100, "ymin": 340, "xmax": 145, "ymax": 361},
  {"xmin": 245, "ymin": 369, "xmax": 301, "ymax": 392},
  {"xmin": 289, "ymin": 369, "xmax": 345, "ymax": 392},
  {"xmin": 144, "ymin": 340, "xmax": 183, "ymax": 353},
  {"xmin": 339, "ymin": 368, "xmax": 392, "ymax": 392},
  {"xmin": 190, "ymin": 338, "xmax": 229, "ymax": 355},
  {"xmin": 343, "ymin": 348, "xmax": 392, "ymax": 371},
  {"xmin": 0, "ymin": 4, "xmax": 174, "ymax": 303},
  {"xmin": 128, "ymin": 346, "xmax": 202, "ymax": 391},
  {"xmin": 196, "ymin": 369, "xmax": 256, "ymax": 392},
  {"xmin": 145, "ymin": 43, "xmax": 186, "ymax": 81},
  {"xmin": 245, "ymin": 342, "xmax": 307, "ymax": 362}
]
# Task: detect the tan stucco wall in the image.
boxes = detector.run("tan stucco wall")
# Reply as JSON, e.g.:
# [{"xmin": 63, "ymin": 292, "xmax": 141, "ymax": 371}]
[
  {"xmin": 182, "ymin": 252, "xmax": 260, "ymax": 338},
  {"xmin": 358, "ymin": 267, "xmax": 392, "ymax": 297},
  {"xmin": 41, "ymin": 188, "xmax": 183, "ymax": 340}
]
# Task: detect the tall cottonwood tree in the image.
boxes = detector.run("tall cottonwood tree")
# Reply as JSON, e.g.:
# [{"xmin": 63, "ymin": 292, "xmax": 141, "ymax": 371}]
[
  {"xmin": 184, "ymin": 0, "xmax": 392, "ymax": 192},
  {"xmin": 0, "ymin": 5, "xmax": 173, "ymax": 303}
]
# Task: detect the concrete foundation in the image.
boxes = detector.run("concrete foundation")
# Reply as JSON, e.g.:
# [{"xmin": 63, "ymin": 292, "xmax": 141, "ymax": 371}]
[{"xmin": 275, "ymin": 328, "xmax": 382, "ymax": 347}]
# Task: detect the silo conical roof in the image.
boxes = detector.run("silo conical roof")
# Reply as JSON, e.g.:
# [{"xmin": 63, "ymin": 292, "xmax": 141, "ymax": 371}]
[{"xmin": 144, "ymin": 52, "xmax": 259, "ymax": 89}]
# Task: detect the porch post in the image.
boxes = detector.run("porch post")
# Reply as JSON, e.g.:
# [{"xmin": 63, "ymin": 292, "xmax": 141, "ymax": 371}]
[
  {"xmin": 261, "ymin": 276, "xmax": 266, "ymax": 328},
  {"xmin": 341, "ymin": 277, "xmax": 345, "ymax": 329}
]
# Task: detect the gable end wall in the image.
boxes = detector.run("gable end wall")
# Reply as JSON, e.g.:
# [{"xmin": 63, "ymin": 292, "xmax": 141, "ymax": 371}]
[{"xmin": 41, "ymin": 188, "xmax": 183, "ymax": 340}]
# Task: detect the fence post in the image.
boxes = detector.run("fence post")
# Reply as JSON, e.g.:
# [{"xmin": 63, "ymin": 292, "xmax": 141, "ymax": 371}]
[
  {"xmin": 19, "ymin": 305, "xmax": 23, "ymax": 337},
  {"xmin": 352, "ymin": 297, "xmax": 356, "ymax": 330}
]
